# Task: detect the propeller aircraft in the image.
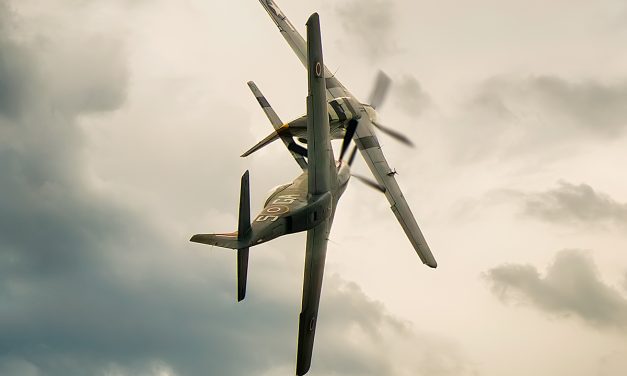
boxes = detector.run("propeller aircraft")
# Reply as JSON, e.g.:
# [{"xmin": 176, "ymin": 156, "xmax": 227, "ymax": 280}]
[
  {"xmin": 247, "ymin": 0, "xmax": 437, "ymax": 269},
  {"xmin": 191, "ymin": 2, "xmax": 437, "ymax": 375}
]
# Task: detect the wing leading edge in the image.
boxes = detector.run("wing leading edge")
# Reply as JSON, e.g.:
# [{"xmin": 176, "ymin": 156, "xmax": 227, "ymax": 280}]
[{"xmin": 258, "ymin": 0, "xmax": 351, "ymax": 101}]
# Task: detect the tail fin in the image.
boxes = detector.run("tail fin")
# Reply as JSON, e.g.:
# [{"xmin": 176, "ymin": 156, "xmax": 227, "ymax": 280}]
[
  {"xmin": 237, "ymin": 171, "xmax": 251, "ymax": 301},
  {"xmin": 189, "ymin": 171, "xmax": 252, "ymax": 301},
  {"xmin": 246, "ymin": 81, "xmax": 308, "ymax": 170}
]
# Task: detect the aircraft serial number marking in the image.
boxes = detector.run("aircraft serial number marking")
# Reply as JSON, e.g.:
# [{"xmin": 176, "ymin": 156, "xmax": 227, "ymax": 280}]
[{"xmin": 255, "ymin": 195, "xmax": 301, "ymax": 222}]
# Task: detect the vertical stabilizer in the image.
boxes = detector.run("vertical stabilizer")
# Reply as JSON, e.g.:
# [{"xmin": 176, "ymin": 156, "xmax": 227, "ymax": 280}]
[{"xmin": 237, "ymin": 171, "xmax": 251, "ymax": 302}]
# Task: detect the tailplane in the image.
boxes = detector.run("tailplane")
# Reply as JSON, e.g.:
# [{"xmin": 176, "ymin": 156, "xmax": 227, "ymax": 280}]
[{"xmin": 245, "ymin": 81, "xmax": 308, "ymax": 170}]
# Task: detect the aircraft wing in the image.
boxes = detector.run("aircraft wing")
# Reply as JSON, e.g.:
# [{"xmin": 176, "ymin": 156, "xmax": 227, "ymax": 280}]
[
  {"xmin": 295, "ymin": 14, "xmax": 335, "ymax": 375},
  {"xmin": 354, "ymin": 116, "xmax": 438, "ymax": 268},
  {"xmin": 296, "ymin": 217, "xmax": 330, "ymax": 375},
  {"xmin": 258, "ymin": 0, "xmax": 351, "ymax": 101}
]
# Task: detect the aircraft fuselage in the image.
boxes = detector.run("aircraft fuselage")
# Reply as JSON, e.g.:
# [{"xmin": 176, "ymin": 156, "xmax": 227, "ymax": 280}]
[{"xmin": 247, "ymin": 161, "xmax": 350, "ymax": 246}]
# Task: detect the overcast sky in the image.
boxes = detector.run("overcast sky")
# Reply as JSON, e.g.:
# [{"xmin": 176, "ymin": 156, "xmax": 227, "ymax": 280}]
[{"xmin": 1, "ymin": 0, "xmax": 627, "ymax": 375}]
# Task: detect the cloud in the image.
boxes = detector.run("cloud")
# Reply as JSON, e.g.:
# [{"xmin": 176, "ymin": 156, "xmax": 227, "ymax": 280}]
[
  {"xmin": 445, "ymin": 75, "xmax": 627, "ymax": 162},
  {"xmin": 43, "ymin": 36, "xmax": 128, "ymax": 114},
  {"xmin": 471, "ymin": 75, "xmax": 627, "ymax": 136},
  {"xmin": 0, "ymin": 3, "xmax": 474, "ymax": 375},
  {"xmin": 0, "ymin": 5, "xmax": 34, "ymax": 119},
  {"xmin": 334, "ymin": 0, "xmax": 397, "ymax": 60},
  {"xmin": 393, "ymin": 75, "xmax": 432, "ymax": 117},
  {"xmin": 315, "ymin": 276, "xmax": 476, "ymax": 376},
  {"xmin": 505, "ymin": 181, "xmax": 627, "ymax": 226},
  {"xmin": 485, "ymin": 250, "xmax": 627, "ymax": 330}
]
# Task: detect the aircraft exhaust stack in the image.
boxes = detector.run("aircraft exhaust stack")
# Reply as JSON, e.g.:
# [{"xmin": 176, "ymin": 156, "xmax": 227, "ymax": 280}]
[{"xmin": 237, "ymin": 170, "xmax": 252, "ymax": 302}]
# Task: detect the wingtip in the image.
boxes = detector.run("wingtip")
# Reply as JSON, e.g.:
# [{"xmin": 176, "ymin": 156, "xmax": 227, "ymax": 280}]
[
  {"xmin": 296, "ymin": 363, "xmax": 310, "ymax": 376},
  {"xmin": 307, "ymin": 12, "xmax": 319, "ymax": 25}
]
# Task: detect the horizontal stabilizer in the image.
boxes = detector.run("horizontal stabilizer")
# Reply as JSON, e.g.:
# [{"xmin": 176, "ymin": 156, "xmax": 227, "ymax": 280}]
[
  {"xmin": 190, "ymin": 233, "xmax": 243, "ymax": 249},
  {"xmin": 247, "ymin": 81, "xmax": 307, "ymax": 170},
  {"xmin": 241, "ymin": 127, "xmax": 286, "ymax": 157}
]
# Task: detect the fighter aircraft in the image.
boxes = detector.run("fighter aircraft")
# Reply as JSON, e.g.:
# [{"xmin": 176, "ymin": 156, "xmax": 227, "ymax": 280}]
[
  {"xmin": 247, "ymin": 0, "xmax": 437, "ymax": 269},
  {"xmin": 192, "ymin": 14, "xmax": 358, "ymax": 375}
]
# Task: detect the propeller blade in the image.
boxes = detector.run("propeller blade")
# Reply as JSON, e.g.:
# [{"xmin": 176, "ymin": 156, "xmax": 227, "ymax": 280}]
[
  {"xmin": 288, "ymin": 142, "xmax": 308, "ymax": 157},
  {"xmin": 339, "ymin": 119, "xmax": 358, "ymax": 161},
  {"xmin": 371, "ymin": 120, "xmax": 415, "ymax": 147},
  {"xmin": 352, "ymin": 173, "xmax": 386, "ymax": 193},
  {"xmin": 347, "ymin": 145, "xmax": 358, "ymax": 166},
  {"xmin": 368, "ymin": 71, "xmax": 392, "ymax": 109}
]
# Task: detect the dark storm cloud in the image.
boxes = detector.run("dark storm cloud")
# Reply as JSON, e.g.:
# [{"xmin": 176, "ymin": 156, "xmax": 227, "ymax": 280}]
[
  {"xmin": 0, "ymin": 3, "xmax": 473, "ymax": 375},
  {"xmin": 505, "ymin": 181, "xmax": 627, "ymax": 226},
  {"xmin": 334, "ymin": 0, "xmax": 397, "ymax": 59},
  {"xmin": 393, "ymin": 74, "xmax": 432, "ymax": 117},
  {"xmin": 485, "ymin": 250, "xmax": 627, "ymax": 330}
]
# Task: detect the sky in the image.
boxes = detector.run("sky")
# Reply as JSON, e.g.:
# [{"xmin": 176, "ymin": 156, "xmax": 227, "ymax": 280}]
[{"xmin": 1, "ymin": 0, "xmax": 627, "ymax": 375}]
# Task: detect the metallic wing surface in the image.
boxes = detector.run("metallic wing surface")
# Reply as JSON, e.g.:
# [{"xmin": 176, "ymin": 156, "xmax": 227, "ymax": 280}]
[
  {"xmin": 297, "ymin": 13, "xmax": 334, "ymax": 375},
  {"xmin": 257, "ymin": 0, "xmax": 437, "ymax": 268},
  {"xmin": 258, "ymin": 0, "xmax": 351, "ymax": 101},
  {"xmin": 353, "ymin": 116, "xmax": 437, "ymax": 267}
]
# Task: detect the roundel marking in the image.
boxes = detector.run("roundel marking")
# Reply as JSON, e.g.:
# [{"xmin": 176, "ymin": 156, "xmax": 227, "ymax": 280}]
[
  {"xmin": 263, "ymin": 205, "xmax": 289, "ymax": 215},
  {"xmin": 315, "ymin": 62, "xmax": 322, "ymax": 77}
]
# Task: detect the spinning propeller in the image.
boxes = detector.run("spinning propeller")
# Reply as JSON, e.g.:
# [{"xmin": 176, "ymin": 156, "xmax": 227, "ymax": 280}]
[{"xmin": 364, "ymin": 71, "xmax": 414, "ymax": 147}]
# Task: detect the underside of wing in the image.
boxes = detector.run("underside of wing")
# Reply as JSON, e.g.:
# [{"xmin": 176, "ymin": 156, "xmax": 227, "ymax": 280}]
[
  {"xmin": 258, "ymin": 0, "xmax": 308, "ymax": 67},
  {"xmin": 353, "ymin": 117, "xmax": 438, "ymax": 268},
  {"xmin": 296, "ymin": 219, "xmax": 330, "ymax": 375}
]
